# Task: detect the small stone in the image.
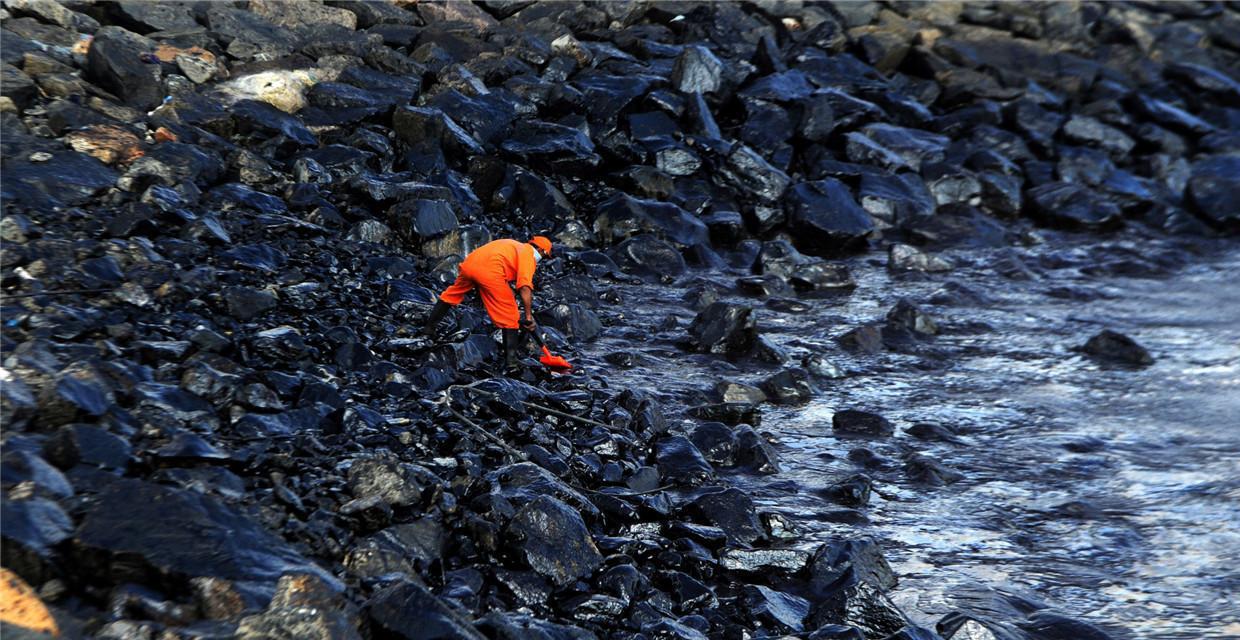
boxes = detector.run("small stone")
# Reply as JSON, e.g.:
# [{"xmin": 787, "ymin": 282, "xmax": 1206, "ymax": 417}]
[
  {"xmin": 888, "ymin": 243, "xmax": 952, "ymax": 272},
  {"xmin": 1079, "ymin": 330, "xmax": 1154, "ymax": 367}
]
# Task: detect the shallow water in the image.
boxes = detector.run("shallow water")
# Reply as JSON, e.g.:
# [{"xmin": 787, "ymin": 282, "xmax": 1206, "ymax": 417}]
[{"xmin": 580, "ymin": 234, "xmax": 1240, "ymax": 639}]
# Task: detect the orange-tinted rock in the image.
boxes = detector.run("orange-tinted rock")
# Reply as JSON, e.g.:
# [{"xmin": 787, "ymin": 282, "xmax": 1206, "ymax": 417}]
[
  {"xmin": 154, "ymin": 43, "xmax": 216, "ymax": 65},
  {"xmin": 64, "ymin": 124, "xmax": 144, "ymax": 165},
  {"xmin": 153, "ymin": 126, "xmax": 178, "ymax": 143},
  {"xmin": 0, "ymin": 568, "xmax": 59, "ymax": 636}
]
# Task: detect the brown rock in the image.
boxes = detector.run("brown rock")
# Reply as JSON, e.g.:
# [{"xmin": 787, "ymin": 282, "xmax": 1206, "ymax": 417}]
[
  {"xmin": 191, "ymin": 577, "xmax": 247, "ymax": 620},
  {"xmin": 153, "ymin": 43, "xmax": 216, "ymax": 65},
  {"xmin": 64, "ymin": 124, "xmax": 144, "ymax": 165}
]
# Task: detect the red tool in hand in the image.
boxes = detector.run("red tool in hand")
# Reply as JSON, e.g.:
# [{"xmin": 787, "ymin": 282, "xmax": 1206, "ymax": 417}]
[{"xmin": 527, "ymin": 325, "xmax": 572, "ymax": 373}]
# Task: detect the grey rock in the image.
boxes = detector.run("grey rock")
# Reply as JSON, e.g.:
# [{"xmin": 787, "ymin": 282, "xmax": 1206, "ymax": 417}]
[
  {"xmin": 723, "ymin": 144, "xmax": 792, "ymax": 203},
  {"xmin": 347, "ymin": 453, "xmax": 436, "ymax": 508},
  {"xmin": 671, "ymin": 45, "xmax": 723, "ymax": 94},
  {"xmin": 720, "ymin": 547, "xmax": 811, "ymax": 573},
  {"xmin": 888, "ymin": 244, "xmax": 953, "ymax": 273}
]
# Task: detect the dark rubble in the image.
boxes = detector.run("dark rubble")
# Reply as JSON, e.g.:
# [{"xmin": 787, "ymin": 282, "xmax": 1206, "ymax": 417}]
[{"xmin": 1, "ymin": 1, "xmax": 1236, "ymax": 639}]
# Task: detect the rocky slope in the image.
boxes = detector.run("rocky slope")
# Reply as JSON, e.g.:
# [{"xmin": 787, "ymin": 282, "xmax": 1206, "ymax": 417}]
[{"xmin": 1, "ymin": 1, "xmax": 1238, "ymax": 639}]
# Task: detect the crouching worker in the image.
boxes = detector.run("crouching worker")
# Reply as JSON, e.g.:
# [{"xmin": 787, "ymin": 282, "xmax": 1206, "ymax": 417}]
[{"xmin": 422, "ymin": 236, "xmax": 552, "ymax": 370}]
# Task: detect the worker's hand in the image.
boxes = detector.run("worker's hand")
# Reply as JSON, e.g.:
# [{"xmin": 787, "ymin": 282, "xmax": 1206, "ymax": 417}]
[{"xmin": 520, "ymin": 317, "xmax": 536, "ymax": 332}]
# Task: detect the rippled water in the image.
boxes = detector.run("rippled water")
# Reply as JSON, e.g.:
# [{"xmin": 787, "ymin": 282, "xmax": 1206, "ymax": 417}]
[{"xmin": 579, "ymin": 234, "xmax": 1240, "ymax": 639}]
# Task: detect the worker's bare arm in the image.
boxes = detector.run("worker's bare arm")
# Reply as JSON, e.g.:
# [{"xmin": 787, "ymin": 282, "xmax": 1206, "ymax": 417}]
[{"xmin": 518, "ymin": 286, "xmax": 534, "ymax": 328}]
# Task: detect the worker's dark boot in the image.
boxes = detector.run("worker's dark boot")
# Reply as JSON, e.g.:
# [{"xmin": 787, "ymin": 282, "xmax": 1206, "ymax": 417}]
[
  {"xmin": 420, "ymin": 300, "xmax": 451, "ymax": 336},
  {"xmin": 501, "ymin": 328, "xmax": 522, "ymax": 372}
]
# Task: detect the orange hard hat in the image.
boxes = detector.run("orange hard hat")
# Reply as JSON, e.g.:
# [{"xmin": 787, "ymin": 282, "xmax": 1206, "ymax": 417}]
[{"xmin": 529, "ymin": 236, "xmax": 552, "ymax": 257}]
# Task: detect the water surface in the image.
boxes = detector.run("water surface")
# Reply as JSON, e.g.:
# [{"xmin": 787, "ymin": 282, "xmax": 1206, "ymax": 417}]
[{"xmin": 581, "ymin": 234, "xmax": 1240, "ymax": 639}]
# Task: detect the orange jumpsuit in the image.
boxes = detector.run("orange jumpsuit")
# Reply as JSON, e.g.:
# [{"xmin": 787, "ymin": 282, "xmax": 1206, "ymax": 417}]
[{"xmin": 438, "ymin": 239, "xmax": 537, "ymax": 329}]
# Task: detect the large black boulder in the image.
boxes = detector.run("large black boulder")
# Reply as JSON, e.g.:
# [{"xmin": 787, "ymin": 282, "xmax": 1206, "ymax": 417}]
[
  {"xmin": 368, "ymin": 579, "xmax": 487, "ymax": 640},
  {"xmin": 610, "ymin": 235, "xmax": 686, "ymax": 281},
  {"xmin": 43, "ymin": 424, "xmax": 132, "ymax": 470},
  {"xmin": 1, "ymin": 63, "xmax": 36, "ymax": 109},
  {"xmin": 388, "ymin": 199, "xmax": 459, "ymax": 245},
  {"xmin": 682, "ymin": 487, "xmax": 766, "ymax": 546},
  {"xmin": 205, "ymin": 5, "xmax": 300, "ymax": 58},
  {"xmin": 537, "ymin": 303, "xmax": 602, "ymax": 342},
  {"xmin": 786, "ymin": 179, "xmax": 875, "ymax": 257},
  {"xmin": 1, "ymin": 449, "xmax": 73, "ymax": 498},
  {"xmin": 121, "ymin": 142, "xmax": 223, "ymax": 191},
  {"xmin": 1164, "ymin": 62, "xmax": 1240, "ymax": 100},
  {"xmin": 85, "ymin": 26, "xmax": 162, "ymax": 110},
  {"xmin": 819, "ymin": 474, "xmax": 873, "ymax": 508},
  {"xmin": 76, "ymin": 479, "xmax": 340, "ymax": 607},
  {"xmin": 505, "ymin": 495, "xmax": 603, "ymax": 587},
  {"xmin": 807, "ymin": 559, "xmax": 905, "ymax": 637},
  {"xmin": 115, "ymin": 1, "xmax": 200, "ymax": 31},
  {"xmin": 392, "ymin": 105, "xmax": 483, "ymax": 159},
  {"xmin": 2, "ymin": 152, "xmax": 119, "ymax": 209},
  {"xmin": 721, "ymin": 144, "xmax": 792, "ymax": 203},
  {"xmin": 1, "ymin": 496, "xmax": 73, "ymax": 584},
  {"xmin": 1025, "ymin": 182, "xmax": 1122, "ymax": 230},
  {"xmin": 1186, "ymin": 155, "xmax": 1240, "ymax": 231},
  {"xmin": 593, "ymin": 192, "xmax": 708, "ymax": 247},
  {"xmin": 429, "ymin": 89, "xmax": 518, "ymax": 146},
  {"xmin": 486, "ymin": 462, "xmax": 599, "ymax": 518},
  {"xmin": 501, "ymin": 120, "xmax": 599, "ymax": 171},
  {"xmin": 859, "ymin": 172, "xmax": 936, "ymax": 226},
  {"xmin": 810, "ymin": 538, "xmax": 897, "ymax": 593},
  {"xmin": 478, "ymin": 612, "xmax": 598, "ymax": 640},
  {"xmin": 903, "ymin": 453, "xmax": 964, "ymax": 486},
  {"xmin": 689, "ymin": 422, "xmax": 740, "ymax": 465},
  {"xmin": 655, "ymin": 435, "xmax": 715, "ymax": 486}
]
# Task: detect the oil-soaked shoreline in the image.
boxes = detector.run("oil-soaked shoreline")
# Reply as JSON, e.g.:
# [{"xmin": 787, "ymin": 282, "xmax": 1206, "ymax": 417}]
[{"xmin": 4, "ymin": 0, "xmax": 1239, "ymax": 637}]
